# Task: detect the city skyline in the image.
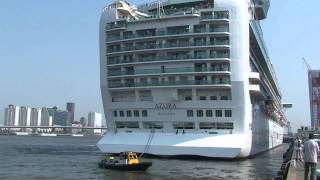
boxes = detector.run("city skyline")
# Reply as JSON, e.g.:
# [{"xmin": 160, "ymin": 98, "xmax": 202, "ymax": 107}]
[{"xmin": 0, "ymin": 0, "xmax": 320, "ymax": 131}]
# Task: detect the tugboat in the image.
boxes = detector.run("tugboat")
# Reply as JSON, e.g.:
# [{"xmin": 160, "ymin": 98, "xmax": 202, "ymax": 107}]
[{"xmin": 99, "ymin": 152, "xmax": 152, "ymax": 171}]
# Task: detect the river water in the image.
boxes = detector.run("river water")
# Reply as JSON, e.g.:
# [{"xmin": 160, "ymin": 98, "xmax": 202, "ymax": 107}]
[{"xmin": 0, "ymin": 136, "xmax": 288, "ymax": 180}]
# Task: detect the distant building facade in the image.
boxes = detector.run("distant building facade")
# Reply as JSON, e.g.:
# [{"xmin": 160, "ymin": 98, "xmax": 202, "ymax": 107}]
[
  {"xmin": 88, "ymin": 112, "xmax": 102, "ymax": 127},
  {"xmin": 19, "ymin": 107, "xmax": 31, "ymax": 126},
  {"xmin": 4, "ymin": 105, "xmax": 20, "ymax": 126},
  {"xmin": 41, "ymin": 107, "xmax": 52, "ymax": 126},
  {"xmin": 30, "ymin": 108, "xmax": 41, "ymax": 126},
  {"xmin": 309, "ymin": 70, "xmax": 320, "ymax": 128},
  {"xmin": 54, "ymin": 110, "xmax": 68, "ymax": 126},
  {"xmin": 66, "ymin": 102, "xmax": 75, "ymax": 123},
  {"xmin": 80, "ymin": 117, "xmax": 86, "ymax": 127}
]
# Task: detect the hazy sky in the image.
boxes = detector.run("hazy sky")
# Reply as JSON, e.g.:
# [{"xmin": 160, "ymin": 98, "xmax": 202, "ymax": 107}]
[{"xmin": 0, "ymin": 0, "xmax": 319, "ymax": 131}]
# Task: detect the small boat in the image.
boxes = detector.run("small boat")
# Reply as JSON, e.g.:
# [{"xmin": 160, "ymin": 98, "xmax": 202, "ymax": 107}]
[{"xmin": 99, "ymin": 152, "xmax": 152, "ymax": 171}]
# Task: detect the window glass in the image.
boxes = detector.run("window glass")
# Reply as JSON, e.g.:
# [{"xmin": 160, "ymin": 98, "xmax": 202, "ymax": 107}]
[
  {"xmin": 115, "ymin": 121, "xmax": 139, "ymax": 128},
  {"xmin": 187, "ymin": 110, "xmax": 193, "ymax": 117},
  {"xmin": 134, "ymin": 110, "xmax": 140, "ymax": 117},
  {"xmin": 206, "ymin": 110, "xmax": 213, "ymax": 117},
  {"xmin": 119, "ymin": 111, "xmax": 124, "ymax": 117},
  {"xmin": 225, "ymin": 110, "xmax": 232, "ymax": 117},
  {"xmin": 215, "ymin": 110, "xmax": 222, "ymax": 117},
  {"xmin": 126, "ymin": 110, "xmax": 132, "ymax": 117},
  {"xmin": 142, "ymin": 110, "xmax": 148, "ymax": 117},
  {"xmin": 197, "ymin": 110, "xmax": 203, "ymax": 117},
  {"xmin": 210, "ymin": 96, "xmax": 217, "ymax": 100},
  {"xmin": 143, "ymin": 122, "xmax": 163, "ymax": 129},
  {"xmin": 113, "ymin": 111, "xmax": 118, "ymax": 117}
]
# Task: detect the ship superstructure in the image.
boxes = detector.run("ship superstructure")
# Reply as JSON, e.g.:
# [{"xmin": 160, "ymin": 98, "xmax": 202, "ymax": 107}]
[{"xmin": 97, "ymin": 0, "xmax": 286, "ymax": 158}]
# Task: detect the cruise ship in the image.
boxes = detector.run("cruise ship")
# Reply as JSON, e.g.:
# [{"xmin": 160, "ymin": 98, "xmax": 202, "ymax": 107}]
[{"xmin": 97, "ymin": 0, "xmax": 287, "ymax": 158}]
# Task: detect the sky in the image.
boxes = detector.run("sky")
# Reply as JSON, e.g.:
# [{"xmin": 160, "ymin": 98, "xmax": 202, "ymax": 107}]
[{"xmin": 0, "ymin": 0, "xmax": 319, "ymax": 131}]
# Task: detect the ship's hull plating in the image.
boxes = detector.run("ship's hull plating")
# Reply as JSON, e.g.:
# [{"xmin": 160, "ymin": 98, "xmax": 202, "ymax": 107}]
[{"xmin": 97, "ymin": 119, "xmax": 283, "ymax": 158}]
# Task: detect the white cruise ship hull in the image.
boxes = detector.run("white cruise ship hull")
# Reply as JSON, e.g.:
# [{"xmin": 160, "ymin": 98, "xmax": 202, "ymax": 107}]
[{"xmin": 97, "ymin": 119, "xmax": 283, "ymax": 158}]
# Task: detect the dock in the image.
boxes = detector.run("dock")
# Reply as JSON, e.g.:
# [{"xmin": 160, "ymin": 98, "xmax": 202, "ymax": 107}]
[{"xmin": 285, "ymin": 149, "xmax": 320, "ymax": 180}]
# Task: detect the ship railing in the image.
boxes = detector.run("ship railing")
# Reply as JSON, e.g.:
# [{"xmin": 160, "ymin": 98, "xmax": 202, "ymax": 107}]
[
  {"xmin": 250, "ymin": 20, "xmax": 280, "ymax": 91},
  {"xmin": 108, "ymin": 66, "xmax": 230, "ymax": 76},
  {"xmin": 108, "ymin": 79, "xmax": 231, "ymax": 88},
  {"xmin": 107, "ymin": 54, "xmax": 230, "ymax": 65},
  {"xmin": 106, "ymin": 27, "xmax": 229, "ymax": 42},
  {"xmin": 107, "ymin": 41, "xmax": 230, "ymax": 53}
]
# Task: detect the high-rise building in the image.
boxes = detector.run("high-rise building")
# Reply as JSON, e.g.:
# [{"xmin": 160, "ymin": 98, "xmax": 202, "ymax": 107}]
[
  {"xmin": 88, "ymin": 112, "xmax": 102, "ymax": 127},
  {"xmin": 4, "ymin": 105, "xmax": 20, "ymax": 126},
  {"xmin": 66, "ymin": 102, "xmax": 75, "ymax": 123},
  {"xmin": 30, "ymin": 108, "xmax": 40, "ymax": 126},
  {"xmin": 309, "ymin": 70, "xmax": 320, "ymax": 128},
  {"xmin": 4, "ymin": 108, "xmax": 9, "ymax": 126},
  {"xmin": 54, "ymin": 110, "xmax": 68, "ymax": 126},
  {"xmin": 19, "ymin": 106, "xmax": 31, "ymax": 126},
  {"xmin": 41, "ymin": 107, "xmax": 51, "ymax": 126},
  {"xmin": 80, "ymin": 116, "xmax": 86, "ymax": 127}
]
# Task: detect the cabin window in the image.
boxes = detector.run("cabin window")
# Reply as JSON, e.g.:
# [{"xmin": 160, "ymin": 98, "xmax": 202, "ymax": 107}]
[
  {"xmin": 143, "ymin": 122, "xmax": 163, "ymax": 129},
  {"xmin": 206, "ymin": 110, "xmax": 213, "ymax": 117},
  {"xmin": 210, "ymin": 96, "xmax": 217, "ymax": 100},
  {"xmin": 225, "ymin": 110, "xmax": 232, "ymax": 117},
  {"xmin": 142, "ymin": 110, "xmax": 148, "ymax": 117},
  {"xmin": 134, "ymin": 110, "xmax": 140, "ymax": 117},
  {"xmin": 126, "ymin": 110, "xmax": 132, "ymax": 117},
  {"xmin": 187, "ymin": 110, "xmax": 193, "ymax": 117},
  {"xmin": 173, "ymin": 122, "xmax": 195, "ymax": 129},
  {"xmin": 215, "ymin": 110, "xmax": 222, "ymax": 117},
  {"xmin": 199, "ymin": 122, "xmax": 234, "ymax": 129},
  {"xmin": 221, "ymin": 95, "xmax": 229, "ymax": 100},
  {"xmin": 119, "ymin": 111, "xmax": 124, "ymax": 117},
  {"xmin": 197, "ymin": 110, "xmax": 203, "ymax": 117},
  {"xmin": 115, "ymin": 121, "xmax": 139, "ymax": 129}
]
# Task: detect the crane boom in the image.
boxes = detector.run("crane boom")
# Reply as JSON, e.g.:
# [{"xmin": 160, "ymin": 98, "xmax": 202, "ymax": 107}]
[{"xmin": 303, "ymin": 57, "xmax": 312, "ymax": 71}]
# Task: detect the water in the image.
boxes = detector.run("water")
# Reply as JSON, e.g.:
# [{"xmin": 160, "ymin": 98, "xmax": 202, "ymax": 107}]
[{"xmin": 0, "ymin": 136, "xmax": 288, "ymax": 180}]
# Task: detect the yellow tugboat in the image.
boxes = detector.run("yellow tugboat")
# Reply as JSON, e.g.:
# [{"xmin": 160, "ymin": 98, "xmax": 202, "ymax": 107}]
[{"xmin": 99, "ymin": 152, "xmax": 152, "ymax": 171}]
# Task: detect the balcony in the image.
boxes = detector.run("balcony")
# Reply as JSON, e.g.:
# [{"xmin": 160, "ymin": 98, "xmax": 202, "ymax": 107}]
[
  {"xmin": 108, "ymin": 66, "xmax": 230, "ymax": 77},
  {"xmin": 200, "ymin": 11, "xmax": 230, "ymax": 22},
  {"xmin": 249, "ymin": 72, "xmax": 260, "ymax": 83},
  {"xmin": 108, "ymin": 79, "xmax": 231, "ymax": 89},
  {"xmin": 106, "ymin": 41, "xmax": 230, "ymax": 55},
  {"xmin": 105, "ymin": 23, "xmax": 127, "ymax": 31},
  {"xmin": 249, "ymin": 84, "xmax": 266, "ymax": 100},
  {"xmin": 252, "ymin": 0, "xmax": 270, "ymax": 20},
  {"xmin": 105, "ymin": 27, "xmax": 229, "ymax": 43},
  {"xmin": 107, "ymin": 54, "xmax": 230, "ymax": 65}
]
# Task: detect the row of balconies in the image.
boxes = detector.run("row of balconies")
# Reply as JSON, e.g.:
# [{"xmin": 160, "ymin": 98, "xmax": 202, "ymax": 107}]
[
  {"xmin": 200, "ymin": 11, "xmax": 229, "ymax": 21},
  {"xmin": 106, "ymin": 26, "xmax": 229, "ymax": 42},
  {"xmin": 107, "ymin": 53, "xmax": 230, "ymax": 65},
  {"xmin": 106, "ymin": 40, "xmax": 230, "ymax": 54},
  {"xmin": 108, "ymin": 66, "xmax": 230, "ymax": 77},
  {"xmin": 105, "ymin": 10, "xmax": 228, "ymax": 31},
  {"xmin": 108, "ymin": 79, "xmax": 231, "ymax": 89}
]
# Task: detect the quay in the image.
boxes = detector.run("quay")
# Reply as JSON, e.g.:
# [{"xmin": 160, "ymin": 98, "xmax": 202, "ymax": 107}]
[{"xmin": 0, "ymin": 126, "xmax": 107, "ymax": 136}]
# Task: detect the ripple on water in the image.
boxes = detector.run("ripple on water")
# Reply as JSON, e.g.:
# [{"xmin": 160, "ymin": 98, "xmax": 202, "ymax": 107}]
[{"xmin": 0, "ymin": 136, "xmax": 289, "ymax": 179}]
